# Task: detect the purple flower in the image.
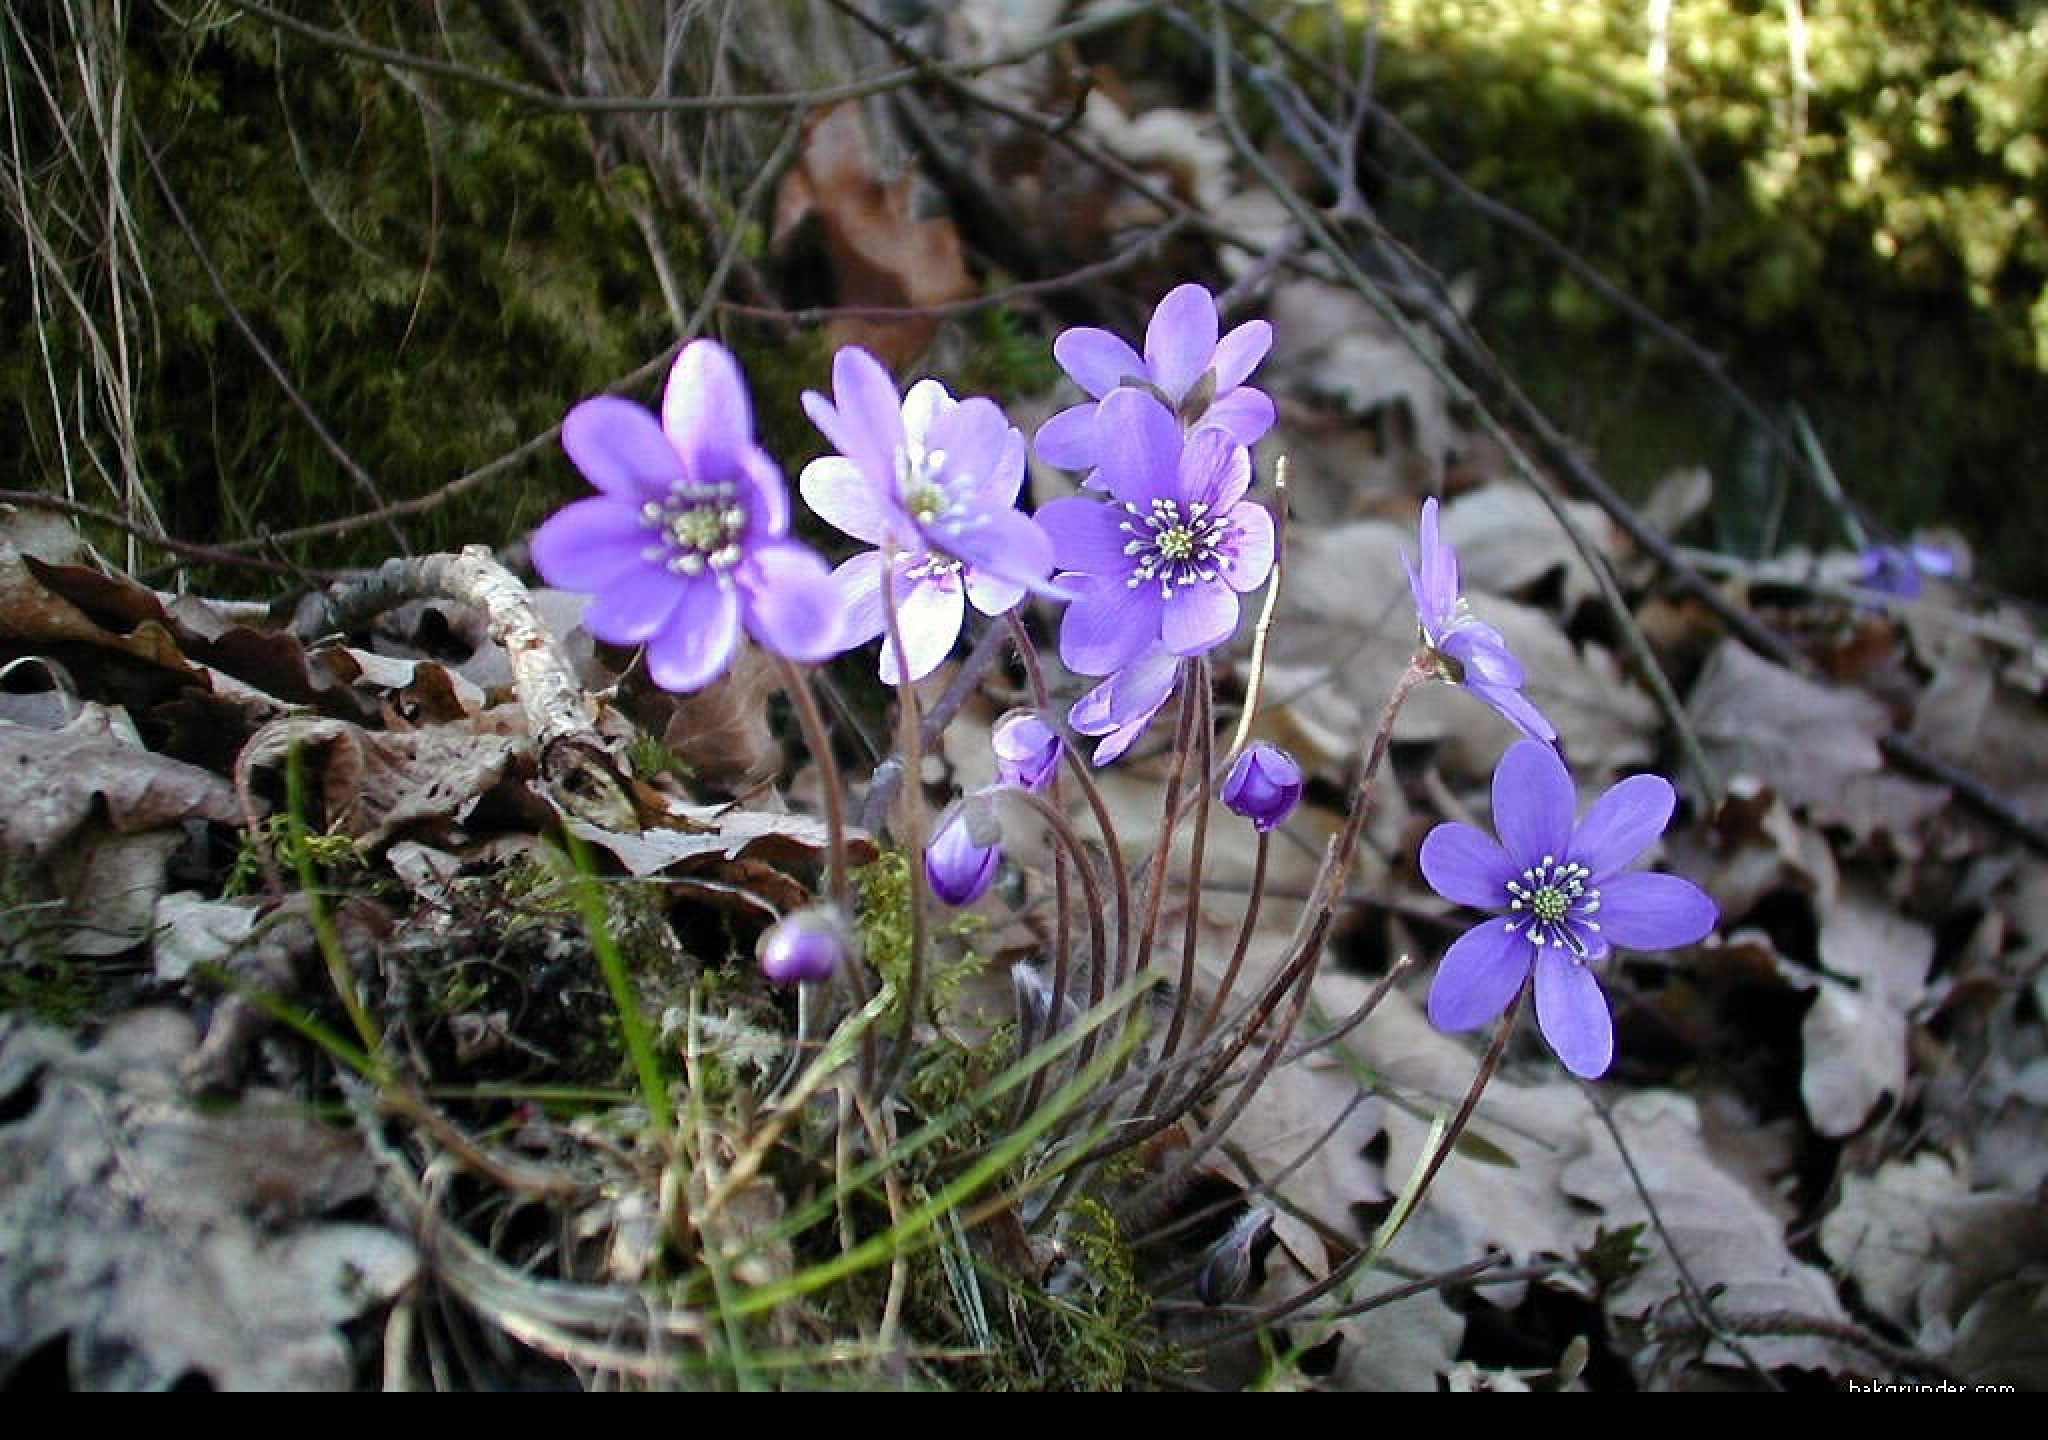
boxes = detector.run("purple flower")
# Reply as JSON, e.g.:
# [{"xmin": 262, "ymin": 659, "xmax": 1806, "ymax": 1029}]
[
  {"xmin": 1420, "ymin": 740, "xmax": 1718, "ymax": 1079},
  {"xmin": 801, "ymin": 347, "xmax": 1056, "ymax": 683},
  {"xmin": 531, "ymin": 340, "xmax": 842, "ymax": 692},
  {"xmin": 1857, "ymin": 541, "xmax": 1955, "ymax": 599},
  {"xmin": 992, "ymin": 710, "xmax": 1063, "ymax": 792},
  {"xmin": 1221, "ymin": 743, "xmax": 1304, "ymax": 832},
  {"xmin": 927, "ymin": 798, "xmax": 1003, "ymax": 907},
  {"xmin": 1038, "ymin": 391, "xmax": 1275, "ymax": 678},
  {"xmin": 1068, "ymin": 647, "xmax": 1182, "ymax": 766},
  {"xmin": 1405, "ymin": 497, "xmax": 1557, "ymax": 744},
  {"xmin": 1036, "ymin": 283, "xmax": 1276, "ymax": 475},
  {"xmin": 757, "ymin": 907, "xmax": 848, "ymax": 985}
]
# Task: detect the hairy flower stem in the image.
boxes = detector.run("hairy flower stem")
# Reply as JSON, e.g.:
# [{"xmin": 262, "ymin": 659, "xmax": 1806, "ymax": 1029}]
[
  {"xmin": 874, "ymin": 551, "xmax": 930, "ymax": 1100},
  {"xmin": 1193, "ymin": 831, "xmax": 1268, "ymax": 1047}
]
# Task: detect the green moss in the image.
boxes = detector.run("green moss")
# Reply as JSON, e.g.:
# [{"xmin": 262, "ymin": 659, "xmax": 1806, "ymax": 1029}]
[{"xmin": 1335, "ymin": 0, "xmax": 2048, "ymax": 587}]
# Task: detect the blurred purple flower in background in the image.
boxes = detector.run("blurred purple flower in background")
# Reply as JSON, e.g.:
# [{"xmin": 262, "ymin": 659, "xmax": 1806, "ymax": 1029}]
[
  {"xmin": 531, "ymin": 340, "xmax": 842, "ymax": 692},
  {"xmin": 1405, "ymin": 497, "xmax": 1556, "ymax": 743},
  {"xmin": 1857, "ymin": 541, "xmax": 1955, "ymax": 599},
  {"xmin": 1038, "ymin": 391, "xmax": 1274, "ymax": 678},
  {"xmin": 1035, "ymin": 283, "xmax": 1276, "ymax": 475},
  {"xmin": 1420, "ymin": 741, "xmax": 1718, "ymax": 1078},
  {"xmin": 801, "ymin": 346, "xmax": 1056, "ymax": 683},
  {"xmin": 1221, "ymin": 743, "xmax": 1304, "ymax": 832}
]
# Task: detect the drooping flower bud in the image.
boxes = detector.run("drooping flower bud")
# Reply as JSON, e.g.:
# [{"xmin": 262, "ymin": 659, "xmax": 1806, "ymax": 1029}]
[
  {"xmin": 1220, "ymin": 743, "xmax": 1304, "ymax": 832},
  {"xmin": 992, "ymin": 710, "xmax": 1063, "ymax": 793},
  {"xmin": 926, "ymin": 798, "xmax": 1002, "ymax": 907},
  {"xmin": 757, "ymin": 907, "xmax": 848, "ymax": 985}
]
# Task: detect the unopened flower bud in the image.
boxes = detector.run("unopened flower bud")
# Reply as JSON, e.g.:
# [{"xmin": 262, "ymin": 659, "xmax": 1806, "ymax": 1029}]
[
  {"xmin": 757, "ymin": 907, "xmax": 847, "ymax": 985},
  {"xmin": 1221, "ymin": 743, "xmax": 1303, "ymax": 832},
  {"xmin": 1196, "ymin": 1205, "xmax": 1275, "ymax": 1307},
  {"xmin": 993, "ymin": 710, "xmax": 1063, "ymax": 793},
  {"xmin": 927, "ymin": 799, "xmax": 1002, "ymax": 907}
]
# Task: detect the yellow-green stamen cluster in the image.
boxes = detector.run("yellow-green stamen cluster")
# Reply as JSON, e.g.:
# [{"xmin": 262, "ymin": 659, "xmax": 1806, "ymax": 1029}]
[
  {"xmin": 640, "ymin": 481, "xmax": 748, "ymax": 577},
  {"xmin": 1504, "ymin": 855, "xmax": 1601, "ymax": 958}
]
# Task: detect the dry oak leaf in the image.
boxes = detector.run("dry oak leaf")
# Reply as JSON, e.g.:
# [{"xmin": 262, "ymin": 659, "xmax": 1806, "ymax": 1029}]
[
  {"xmin": 0, "ymin": 704, "xmax": 242, "ymax": 859},
  {"xmin": 1798, "ymin": 885, "xmax": 1935, "ymax": 1137},
  {"xmin": 773, "ymin": 101, "xmax": 975, "ymax": 368},
  {"xmin": 1684, "ymin": 638, "xmax": 1889, "ymax": 811}
]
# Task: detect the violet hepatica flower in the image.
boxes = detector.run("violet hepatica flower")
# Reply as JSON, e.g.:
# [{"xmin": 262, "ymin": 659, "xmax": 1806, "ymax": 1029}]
[
  {"xmin": 1038, "ymin": 390, "xmax": 1275, "ymax": 678},
  {"xmin": 992, "ymin": 710, "xmax": 1063, "ymax": 793},
  {"xmin": 757, "ymin": 907, "xmax": 848, "ymax": 986},
  {"xmin": 1221, "ymin": 743, "xmax": 1304, "ymax": 832},
  {"xmin": 1068, "ymin": 646, "xmax": 1182, "ymax": 766},
  {"xmin": 927, "ymin": 798, "xmax": 1003, "ymax": 907},
  {"xmin": 1036, "ymin": 283, "xmax": 1276, "ymax": 475},
  {"xmin": 801, "ymin": 346, "xmax": 1056, "ymax": 683},
  {"xmin": 531, "ymin": 340, "xmax": 842, "ymax": 692},
  {"xmin": 1406, "ymin": 497, "xmax": 1557, "ymax": 744},
  {"xmin": 1857, "ymin": 541, "xmax": 1955, "ymax": 599},
  {"xmin": 1421, "ymin": 740, "xmax": 1718, "ymax": 1079}
]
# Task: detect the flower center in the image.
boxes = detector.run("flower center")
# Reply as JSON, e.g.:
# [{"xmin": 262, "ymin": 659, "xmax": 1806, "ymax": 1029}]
[
  {"xmin": 895, "ymin": 442, "xmax": 959, "ymax": 527},
  {"xmin": 1503, "ymin": 855, "xmax": 1602, "ymax": 958},
  {"xmin": 640, "ymin": 483, "xmax": 748, "ymax": 578},
  {"xmin": 1122, "ymin": 497, "xmax": 1229, "ymax": 599}
]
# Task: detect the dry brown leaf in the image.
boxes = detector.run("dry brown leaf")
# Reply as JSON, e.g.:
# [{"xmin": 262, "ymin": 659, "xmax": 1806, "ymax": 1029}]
[
  {"xmin": 0, "ymin": 704, "xmax": 242, "ymax": 858},
  {"xmin": 773, "ymin": 102, "xmax": 975, "ymax": 368},
  {"xmin": 566, "ymin": 808, "xmax": 872, "ymax": 878},
  {"xmin": 0, "ymin": 1010, "xmax": 415, "ymax": 1390},
  {"xmin": 1439, "ymin": 485, "xmax": 1617, "ymax": 611},
  {"xmin": 234, "ymin": 712, "xmax": 529, "ymax": 847},
  {"xmin": 1685, "ymin": 638, "xmax": 1890, "ymax": 811},
  {"xmin": 659, "ymin": 645, "xmax": 785, "ymax": 792},
  {"xmin": 1799, "ymin": 886, "xmax": 1934, "ymax": 1137},
  {"xmin": 1561, "ymin": 1090, "xmax": 1855, "ymax": 1375}
]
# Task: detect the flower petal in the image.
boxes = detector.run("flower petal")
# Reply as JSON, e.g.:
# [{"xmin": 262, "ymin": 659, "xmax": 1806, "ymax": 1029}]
[
  {"xmin": 1143, "ymin": 283, "xmax": 1219, "ymax": 403},
  {"xmin": 1427, "ymin": 916, "xmax": 1531, "ymax": 1032},
  {"xmin": 662, "ymin": 341, "xmax": 755, "ymax": 484},
  {"xmin": 1573, "ymin": 774, "xmax": 1677, "ymax": 880},
  {"xmin": 1036, "ymin": 495, "xmax": 1133, "ymax": 577},
  {"xmin": 1093, "ymin": 389, "xmax": 1184, "ymax": 511},
  {"xmin": 1070, "ymin": 649, "xmax": 1181, "ymax": 765},
  {"xmin": 929, "ymin": 506, "xmax": 1054, "ymax": 593},
  {"xmin": 1161, "ymin": 582, "xmax": 1239, "ymax": 657},
  {"xmin": 739, "ymin": 543, "xmax": 844, "ymax": 664},
  {"xmin": 530, "ymin": 496, "xmax": 653, "ymax": 592},
  {"xmin": 1211, "ymin": 319, "xmax": 1273, "ymax": 393},
  {"xmin": 582, "ymin": 565, "xmax": 690, "ymax": 646},
  {"xmin": 561, "ymin": 397, "xmax": 685, "ymax": 502},
  {"xmin": 1420, "ymin": 821, "xmax": 1516, "ymax": 910},
  {"xmin": 1033, "ymin": 403, "xmax": 1099, "ymax": 472},
  {"xmin": 1201, "ymin": 386, "xmax": 1277, "ymax": 448},
  {"xmin": 878, "ymin": 570, "xmax": 966, "ymax": 684},
  {"xmin": 1060, "ymin": 576, "xmax": 1162, "ymax": 676},
  {"xmin": 1410, "ymin": 497, "xmax": 1460, "ymax": 633},
  {"xmin": 1054, "ymin": 327, "xmax": 1147, "ymax": 399},
  {"xmin": 1594, "ymin": 872, "xmax": 1718, "ymax": 951},
  {"xmin": 1533, "ymin": 951, "xmax": 1614, "ymax": 1078},
  {"xmin": 832, "ymin": 551, "xmax": 889, "ymax": 648},
  {"xmin": 1491, "ymin": 739, "xmax": 1575, "ymax": 865},
  {"xmin": 646, "ymin": 580, "xmax": 740, "ymax": 692},
  {"xmin": 1218, "ymin": 500, "xmax": 1275, "ymax": 594},
  {"xmin": 1467, "ymin": 681, "xmax": 1559, "ymax": 744},
  {"xmin": 964, "ymin": 567, "xmax": 1025, "ymax": 617},
  {"xmin": 928, "ymin": 397, "xmax": 1017, "ymax": 508},
  {"xmin": 800, "ymin": 454, "xmax": 902, "ymax": 547},
  {"xmin": 1178, "ymin": 426, "xmax": 1253, "ymax": 512}
]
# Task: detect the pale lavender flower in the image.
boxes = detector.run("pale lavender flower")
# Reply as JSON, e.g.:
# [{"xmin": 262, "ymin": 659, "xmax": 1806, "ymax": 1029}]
[
  {"xmin": 532, "ymin": 340, "xmax": 842, "ymax": 692},
  {"xmin": 1036, "ymin": 283, "xmax": 1276, "ymax": 474},
  {"xmin": 801, "ymin": 346, "xmax": 1055, "ymax": 683},
  {"xmin": 1421, "ymin": 740, "xmax": 1718, "ymax": 1079},
  {"xmin": 1068, "ymin": 647, "xmax": 1182, "ymax": 766},
  {"xmin": 1857, "ymin": 541, "xmax": 1955, "ymax": 599},
  {"xmin": 1406, "ymin": 497, "xmax": 1557, "ymax": 743},
  {"xmin": 1221, "ymin": 743, "xmax": 1304, "ymax": 832},
  {"xmin": 1037, "ymin": 391, "xmax": 1275, "ymax": 679},
  {"xmin": 757, "ymin": 907, "xmax": 848, "ymax": 985},
  {"xmin": 927, "ymin": 798, "xmax": 1003, "ymax": 907},
  {"xmin": 992, "ymin": 710, "xmax": 1063, "ymax": 793}
]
